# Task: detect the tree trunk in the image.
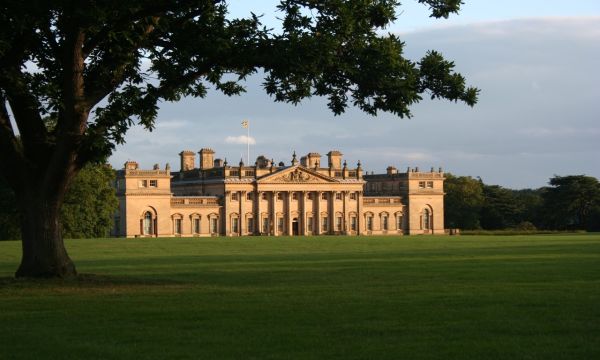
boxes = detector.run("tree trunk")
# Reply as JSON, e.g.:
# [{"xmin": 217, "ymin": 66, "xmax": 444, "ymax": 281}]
[{"xmin": 15, "ymin": 191, "xmax": 77, "ymax": 278}]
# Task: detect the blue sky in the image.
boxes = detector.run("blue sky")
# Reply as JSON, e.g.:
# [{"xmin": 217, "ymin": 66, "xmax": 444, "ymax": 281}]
[{"xmin": 110, "ymin": 1, "xmax": 600, "ymax": 189}]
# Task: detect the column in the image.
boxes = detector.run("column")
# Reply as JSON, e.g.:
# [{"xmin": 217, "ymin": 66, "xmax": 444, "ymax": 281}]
[
  {"xmin": 239, "ymin": 190, "xmax": 245, "ymax": 236},
  {"xmin": 343, "ymin": 190, "xmax": 349, "ymax": 235},
  {"xmin": 255, "ymin": 190, "xmax": 261, "ymax": 235},
  {"xmin": 329, "ymin": 191, "xmax": 335, "ymax": 234},
  {"xmin": 315, "ymin": 191, "xmax": 321, "ymax": 235},
  {"xmin": 269, "ymin": 191, "xmax": 275, "ymax": 236},
  {"xmin": 300, "ymin": 191, "xmax": 306, "ymax": 235},
  {"xmin": 224, "ymin": 190, "xmax": 230, "ymax": 236},
  {"xmin": 274, "ymin": 191, "xmax": 280, "ymax": 236},
  {"xmin": 357, "ymin": 191, "xmax": 363, "ymax": 235},
  {"xmin": 285, "ymin": 191, "xmax": 292, "ymax": 236}
]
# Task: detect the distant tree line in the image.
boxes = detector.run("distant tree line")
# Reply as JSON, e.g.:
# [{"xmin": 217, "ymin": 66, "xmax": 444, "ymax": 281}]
[
  {"xmin": 445, "ymin": 174, "xmax": 600, "ymax": 232},
  {"xmin": 0, "ymin": 164, "xmax": 118, "ymax": 240}
]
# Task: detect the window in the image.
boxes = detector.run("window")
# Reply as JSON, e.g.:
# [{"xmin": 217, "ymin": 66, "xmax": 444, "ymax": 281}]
[
  {"xmin": 292, "ymin": 192, "xmax": 298, "ymax": 200},
  {"xmin": 382, "ymin": 216, "xmax": 388, "ymax": 231},
  {"xmin": 336, "ymin": 216, "xmax": 342, "ymax": 231},
  {"xmin": 174, "ymin": 218, "xmax": 182, "ymax": 234},
  {"xmin": 278, "ymin": 217, "xmax": 284, "ymax": 232},
  {"xmin": 231, "ymin": 192, "xmax": 239, "ymax": 201},
  {"xmin": 277, "ymin": 192, "xmax": 283, "ymax": 201},
  {"xmin": 397, "ymin": 215, "xmax": 403, "ymax": 230},
  {"xmin": 307, "ymin": 193, "xmax": 313, "ymax": 200},
  {"xmin": 367, "ymin": 216, "xmax": 373, "ymax": 231},
  {"xmin": 261, "ymin": 192, "xmax": 268, "ymax": 200},
  {"xmin": 193, "ymin": 218, "xmax": 201, "ymax": 234},
  {"xmin": 210, "ymin": 218, "xmax": 218, "ymax": 234},
  {"xmin": 350, "ymin": 193, "xmax": 357, "ymax": 200},
  {"xmin": 262, "ymin": 217, "xmax": 269, "ymax": 233},
  {"xmin": 307, "ymin": 217, "xmax": 313, "ymax": 232},
  {"xmin": 322, "ymin": 217, "xmax": 328, "ymax": 232},
  {"xmin": 247, "ymin": 218, "xmax": 254, "ymax": 233},
  {"xmin": 246, "ymin": 192, "xmax": 253, "ymax": 201},
  {"xmin": 139, "ymin": 179, "xmax": 148, "ymax": 188},
  {"xmin": 143, "ymin": 212, "xmax": 153, "ymax": 235},
  {"xmin": 351, "ymin": 216, "xmax": 357, "ymax": 231},
  {"xmin": 419, "ymin": 181, "xmax": 426, "ymax": 188},
  {"xmin": 335, "ymin": 193, "xmax": 342, "ymax": 200},
  {"xmin": 321, "ymin": 193, "xmax": 327, "ymax": 200},
  {"xmin": 427, "ymin": 181, "xmax": 434, "ymax": 188},
  {"xmin": 232, "ymin": 218, "xmax": 239, "ymax": 233},
  {"xmin": 149, "ymin": 180, "xmax": 158, "ymax": 187},
  {"xmin": 423, "ymin": 209, "xmax": 431, "ymax": 230}
]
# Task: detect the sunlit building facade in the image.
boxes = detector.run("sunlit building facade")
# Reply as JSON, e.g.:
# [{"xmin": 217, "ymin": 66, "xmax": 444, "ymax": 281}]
[{"xmin": 113, "ymin": 149, "xmax": 445, "ymax": 237}]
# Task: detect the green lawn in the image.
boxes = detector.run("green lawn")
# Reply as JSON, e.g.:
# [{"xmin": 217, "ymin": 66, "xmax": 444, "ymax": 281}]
[{"xmin": 1, "ymin": 235, "xmax": 599, "ymax": 359}]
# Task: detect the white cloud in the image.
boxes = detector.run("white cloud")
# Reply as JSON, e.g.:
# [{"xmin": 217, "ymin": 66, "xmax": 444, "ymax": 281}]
[{"xmin": 224, "ymin": 135, "xmax": 256, "ymax": 145}]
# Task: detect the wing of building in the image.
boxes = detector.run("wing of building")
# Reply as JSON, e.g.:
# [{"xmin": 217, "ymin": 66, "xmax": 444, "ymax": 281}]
[{"xmin": 113, "ymin": 149, "xmax": 445, "ymax": 237}]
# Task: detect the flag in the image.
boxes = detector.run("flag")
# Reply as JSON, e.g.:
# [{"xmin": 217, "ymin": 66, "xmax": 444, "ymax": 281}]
[{"xmin": 241, "ymin": 120, "xmax": 249, "ymax": 128}]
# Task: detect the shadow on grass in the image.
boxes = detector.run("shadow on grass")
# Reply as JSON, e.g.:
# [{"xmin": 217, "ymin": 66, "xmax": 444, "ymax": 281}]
[{"xmin": 0, "ymin": 273, "xmax": 190, "ymax": 293}]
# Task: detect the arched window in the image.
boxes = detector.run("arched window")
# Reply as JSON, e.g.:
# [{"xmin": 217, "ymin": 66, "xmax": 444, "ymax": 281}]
[
  {"xmin": 143, "ymin": 211, "xmax": 153, "ymax": 235},
  {"xmin": 423, "ymin": 208, "xmax": 431, "ymax": 230}
]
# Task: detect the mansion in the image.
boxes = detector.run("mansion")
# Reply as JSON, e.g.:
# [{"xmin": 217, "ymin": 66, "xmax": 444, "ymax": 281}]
[{"xmin": 113, "ymin": 149, "xmax": 445, "ymax": 237}]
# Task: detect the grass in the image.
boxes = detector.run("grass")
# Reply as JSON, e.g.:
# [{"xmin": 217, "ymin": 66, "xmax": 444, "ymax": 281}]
[{"xmin": 1, "ymin": 234, "xmax": 599, "ymax": 359}]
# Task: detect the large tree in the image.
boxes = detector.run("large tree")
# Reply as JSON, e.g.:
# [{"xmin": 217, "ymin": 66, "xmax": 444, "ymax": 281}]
[
  {"xmin": 443, "ymin": 174, "xmax": 484, "ymax": 230},
  {"xmin": 0, "ymin": 0, "xmax": 477, "ymax": 278},
  {"xmin": 540, "ymin": 175, "xmax": 600, "ymax": 231}
]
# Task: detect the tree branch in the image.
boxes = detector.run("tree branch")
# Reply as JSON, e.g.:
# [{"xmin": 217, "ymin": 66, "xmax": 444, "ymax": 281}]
[{"xmin": 0, "ymin": 94, "xmax": 25, "ymax": 189}]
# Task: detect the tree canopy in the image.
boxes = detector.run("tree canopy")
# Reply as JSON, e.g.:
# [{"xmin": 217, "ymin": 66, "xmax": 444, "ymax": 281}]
[{"xmin": 0, "ymin": 0, "xmax": 478, "ymax": 277}]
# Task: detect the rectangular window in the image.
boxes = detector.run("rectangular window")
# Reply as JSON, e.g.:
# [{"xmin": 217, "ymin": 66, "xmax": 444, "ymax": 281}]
[
  {"xmin": 367, "ymin": 217, "xmax": 373, "ymax": 231},
  {"xmin": 321, "ymin": 193, "xmax": 327, "ymax": 200},
  {"xmin": 307, "ymin": 193, "xmax": 313, "ymax": 200},
  {"xmin": 336, "ymin": 216, "xmax": 342, "ymax": 231},
  {"xmin": 263, "ymin": 217, "xmax": 269, "ymax": 233},
  {"xmin": 351, "ymin": 216, "xmax": 357, "ymax": 231},
  {"xmin": 397, "ymin": 216, "xmax": 403, "ymax": 230},
  {"xmin": 307, "ymin": 217, "xmax": 313, "ymax": 232},
  {"xmin": 383, "ymin": 216, "xmax": 388, "ymax": 230},
  {"xmin": 277, "ymin": 192, "xmax": 283, "ymax": 201},
  {"xmin": 419, "ymin": 181, "xmax": 426, "ymax": 188},
  {"xmin": 232, "ymin": 218, "xmax": 239, "ymax": 233},
  {"xmin": 277, "ymin": 217, "xmax": 284, "ymax": 232},
  {"xmin": 246, "ymin": 192, "xmax": 253, "ymax": 201},
  {"xmin": 139, "ymin": 180, "xmax": 148, "ymax": 188},
  {"xmin": 426, "ymin": 181, "xmax": 434, "ymax": 188},
  {"xmin": 247, "ymin": 218, "xmax": 254, "ymax": 233},
  {"xmin": 322, "ymin": 217, "xmax": 328, "ymax": 232},
  {"xmin": 210, "ymin": 218, "xmax": 218, "ymax": 234},
  {"xmin": 350, "ymin": 193, "xmax": 357, "ymax": 200},
  {"xmin": 261, "ymin": 192, "xmax": 268, "ymax": 200},
  {"xmin": 335, "ymin": 193, "xmax": 342, "ymax": 200},
  {"xmin": 174, "ymin": 219, "xmax": 182, "ymax": 234},
  {"xmin": 292, "ymin": 192, "xmax": 298, "ymax": 200},
  {"xmin": 193, "ymin": 218, "xmax": 200, "ymax": 234},
  {"xmin": 149, "ymin": 180, "xmax": 158, "ymax": 187},
  {"xmin": 231, "ymin": 192, "xmax": 238, "ymax": 201}
]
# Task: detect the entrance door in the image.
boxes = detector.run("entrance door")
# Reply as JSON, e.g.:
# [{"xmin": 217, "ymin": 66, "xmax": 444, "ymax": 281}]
[{"xmin": 292, "ymin": 218, "xmax": 299, "ymax": 235}]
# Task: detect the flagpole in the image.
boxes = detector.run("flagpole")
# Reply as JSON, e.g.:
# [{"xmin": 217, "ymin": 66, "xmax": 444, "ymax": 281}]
[{"xmin": 246, "ymin": 120, "xmax": 250, "ymax": 165}]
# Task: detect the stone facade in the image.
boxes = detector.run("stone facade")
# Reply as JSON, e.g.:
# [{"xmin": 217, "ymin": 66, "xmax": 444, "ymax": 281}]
[{"xmin": 113, "ymin": 149, "xmax": 445, "ymax": 237}]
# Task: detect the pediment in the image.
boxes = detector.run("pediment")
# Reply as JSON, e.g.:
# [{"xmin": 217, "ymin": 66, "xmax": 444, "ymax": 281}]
[{"xmin": 257, "ymin": 166, "xmax": 337, "ymax": 184}]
